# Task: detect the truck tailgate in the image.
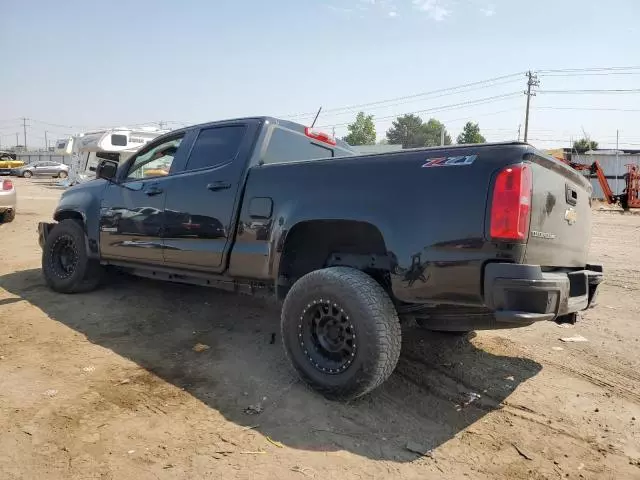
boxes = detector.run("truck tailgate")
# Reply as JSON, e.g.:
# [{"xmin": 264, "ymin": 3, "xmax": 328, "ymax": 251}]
[{"xmin": 524, "ymin": 154, "xmax": 592, "ymax": 267}]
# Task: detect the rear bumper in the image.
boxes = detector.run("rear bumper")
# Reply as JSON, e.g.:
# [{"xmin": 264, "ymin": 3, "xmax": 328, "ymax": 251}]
[
  {"xmin": 0, "ymin": 191, "xmax": 17, "ymax": 210},
  {"xmin": 484, "ymin": 263, "xmax": 604, "ymax": 325}
]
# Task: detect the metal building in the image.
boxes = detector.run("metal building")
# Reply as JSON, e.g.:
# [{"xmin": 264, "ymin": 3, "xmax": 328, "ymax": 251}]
[{"xmin": 571, "ymin": 152, "xmax": 640, "ymax": 199}]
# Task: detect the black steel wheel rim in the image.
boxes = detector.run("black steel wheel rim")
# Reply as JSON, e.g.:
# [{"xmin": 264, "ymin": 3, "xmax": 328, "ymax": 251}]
[
  {"xmin": 49, "ymin": 235, "xmax": 79, "ymax": 279},
  {"xmin": 298, "ymin": 299, "xmax": 357, "ymax": 374}
]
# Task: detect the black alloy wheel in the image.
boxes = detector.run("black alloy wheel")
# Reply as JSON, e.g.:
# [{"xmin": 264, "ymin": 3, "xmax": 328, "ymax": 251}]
[
  {"xmin": 48, "ymin": 234, "xmax": 79, "ymax": 279},
  {"xmin": 298, "ymin": 299, "xmax": 357, "ymax": 374}
]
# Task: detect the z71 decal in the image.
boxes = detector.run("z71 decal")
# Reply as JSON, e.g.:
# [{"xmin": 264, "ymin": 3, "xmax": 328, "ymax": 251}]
[{"xmin": 422, "ymin": 155, "xmax": 477, "ymax": 168}]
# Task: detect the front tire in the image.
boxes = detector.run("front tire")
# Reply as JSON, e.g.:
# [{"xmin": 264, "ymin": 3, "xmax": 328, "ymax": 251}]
[
  {"xmin": 23, "ymin": 171, "xmax": 32, "ymax": 178},
  {"xmin": 281, "ymin": 267, "xmax": 401, "ymax": 400},
  {"xmin": 42, "ymin": 219, "xmax": 103, "ymax": 293},
  {"xmin": 58, "ymin": 171, "xmax": 68, "ymax": 179}
]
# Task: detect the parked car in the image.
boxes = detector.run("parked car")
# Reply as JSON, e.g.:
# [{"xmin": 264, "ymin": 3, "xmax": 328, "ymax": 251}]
[
  {"xmin": 0, "ymin": 178, "xmax": 16, "ymax": 223},
  {"xmin": 37, "ymin": 116, "xmax": 603, "ymax": 400},
  {"xmin": 13, "ymin": 161, "xmax": 69, "ymax": 178}
]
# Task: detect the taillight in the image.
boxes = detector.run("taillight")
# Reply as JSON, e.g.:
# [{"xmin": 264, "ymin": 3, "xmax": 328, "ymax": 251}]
[
  {"xmin": 490, "ymin": 163, "xmax": 532, "ymax": 241},
  {"xmin": 304, "ymin": 127, "xmax": 337, "ymax": 146},
  {"xmin": 2, "ymin": 179, "xmax": 13, "ymax": 191}
]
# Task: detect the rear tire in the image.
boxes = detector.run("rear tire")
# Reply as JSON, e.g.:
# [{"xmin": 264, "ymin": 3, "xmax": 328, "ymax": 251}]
[
  {"xmin": 281, "ymin": 267, "xmax": 401, "ymax": 400},
  {"xmin": 23, "ymin": 171, "xmax": 32, "ymax": 178},
  {"xmin": 42, "ymin": 219, "xmax": 103, "ymax": 293},
  {"xmin": 0, "ymin": 209, "xmax": 15, "ymax": 223}
]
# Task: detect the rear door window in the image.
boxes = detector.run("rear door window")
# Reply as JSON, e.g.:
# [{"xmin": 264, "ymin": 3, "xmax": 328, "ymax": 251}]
[
  {"xmin": 263, "ymin": 128, "xmax": 333, "ymax": 164},
  {"xmin": 184, "ymin": 125, "xmax": 247, "ymax": 172}
]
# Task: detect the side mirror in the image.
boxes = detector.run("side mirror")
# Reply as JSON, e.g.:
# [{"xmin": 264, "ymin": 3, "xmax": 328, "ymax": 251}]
[{"xmin": 96, "ymin": 160, "xmax": 118, "ymax": 181}]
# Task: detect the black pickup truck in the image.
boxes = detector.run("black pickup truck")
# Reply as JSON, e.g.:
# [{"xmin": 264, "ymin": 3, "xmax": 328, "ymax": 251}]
[{"xmin": 38, "ymin": 116, "xmax": 603, "ymax": 399}]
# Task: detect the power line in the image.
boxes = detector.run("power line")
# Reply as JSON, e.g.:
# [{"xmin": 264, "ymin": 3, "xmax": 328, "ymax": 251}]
[
  {"xmin": 317, "ymin": 92, "xmax": 522, "ymax": 129},
  {"xmin": 535, "ymin": 106, "xmax": 640, "ymax": 112},
  {"xmin": 282, "ymin": 71, "xmax": 526, "ymax": 119},
  {"xmin": 437, "ymin": 106, "xmax": 523, "ymax": 125},
  {"xmin": 293, "ymin": 77, "xmax": 525, "ymax": 122},
  {"xmin": 538, "ymin": 88, "xmax": 640, "ymax": 94},
  {"xmin": 527, "ymin": 137, "xmax": 640, "ymax": 146},
  {"xmin": 540, "ymin": 71, "xmax": 640, "ymax": 77},
  {"xmin": 537, "ymin": 66, "xmax": 640, "ymax": 74},
  {"xmin": 322, "ymin": 106, "xmax": 525, "ymax": 137},
  {"xmin": 29, "ymin": 119, "xmax": 81, "ymax": 129}
]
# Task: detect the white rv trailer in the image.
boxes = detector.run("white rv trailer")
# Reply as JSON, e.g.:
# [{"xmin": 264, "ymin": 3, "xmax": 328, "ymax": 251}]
[{"xmin": 55, "ymin": 126, "xmax": 169, "ymax": 185}]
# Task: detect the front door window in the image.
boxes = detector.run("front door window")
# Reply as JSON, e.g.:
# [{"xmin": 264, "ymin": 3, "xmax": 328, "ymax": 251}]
[{"xmin": 126, "ymin": 137, "xmax": 183, "ymax": 181}]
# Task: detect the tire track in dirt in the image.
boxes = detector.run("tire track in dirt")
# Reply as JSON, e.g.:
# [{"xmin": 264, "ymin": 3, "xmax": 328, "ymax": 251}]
[
  {"xmin": 542, "ymin": 358, "xmax": 640, "ymax": 404},
  {"xmin": 391, "ymin": 346, "xmax": 613, "ymax": 459}
]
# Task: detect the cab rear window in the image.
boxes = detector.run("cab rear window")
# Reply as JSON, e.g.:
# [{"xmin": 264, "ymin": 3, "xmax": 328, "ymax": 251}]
[{"xmin": 263, "ymin": 128, "xmax": 333, "ymax": 165}]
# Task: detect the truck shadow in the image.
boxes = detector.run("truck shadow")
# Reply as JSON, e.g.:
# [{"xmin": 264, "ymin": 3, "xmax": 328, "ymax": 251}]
[{"xmin": 0, "ymin": 268, "xmax": 542, "ymax": 462}]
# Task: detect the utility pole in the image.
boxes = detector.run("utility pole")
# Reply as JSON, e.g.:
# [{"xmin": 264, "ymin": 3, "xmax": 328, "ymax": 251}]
[
  {"xmin": 517, "ymin": 124, "xmax": 521, "ymax": 141},
  {"xmin": 16, "ymin": 133, "xmax": 19, "ymax": 148},
  {"xmin": 22, "ymin": 117, "xmax": 29, "ymax": 150},
  {"xmin": 440, "ymin": 127, "xmax": 445, "ymax": 146},
  {"xmin": 523, "ymin": 71, "xmax": 539, "ymax": 143},
  {"xmin": 615, "ymin": 129, "xmax": 619, "ymax": 194},
  {"xmin": 44, "ymin": 131, "xmax": 48, "ymax": 152},
  {"xmin": 158, "ymin": 120, "xmax": 165, "ymax": 130}
]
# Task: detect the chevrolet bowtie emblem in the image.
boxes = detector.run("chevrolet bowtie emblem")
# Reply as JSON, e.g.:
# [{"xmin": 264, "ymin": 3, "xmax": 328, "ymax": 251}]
[{"xmin": 565, "ymin": 207, "xmax": 577, "ymax": 225}]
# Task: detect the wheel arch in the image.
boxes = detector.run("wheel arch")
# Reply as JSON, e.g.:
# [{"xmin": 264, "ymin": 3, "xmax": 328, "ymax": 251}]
[
  {"xmin": 275, "ymin": 219, "xmax": 393, "ymax": 301},
  {"xmin": 54, "ymin": 209, "xmax": 86, "ymax": 226},
  {"xmin": 52, "ymin": 209, "xmax": 100, "ymax": 259}
]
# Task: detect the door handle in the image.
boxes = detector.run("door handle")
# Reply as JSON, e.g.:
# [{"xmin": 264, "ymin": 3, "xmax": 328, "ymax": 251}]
[
  {"xmin": 207, "ymin": 181, "xmax": 231, "ymax": 192},
  {"xmin": 145, "ymin": 185, "xmax": 163, "ymax": 196}
]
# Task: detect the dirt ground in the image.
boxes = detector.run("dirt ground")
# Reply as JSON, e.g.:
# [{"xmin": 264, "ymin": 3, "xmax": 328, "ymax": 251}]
[{"xmin": 1, "ymin": 177, "xmax": 639, "ymax": 480}]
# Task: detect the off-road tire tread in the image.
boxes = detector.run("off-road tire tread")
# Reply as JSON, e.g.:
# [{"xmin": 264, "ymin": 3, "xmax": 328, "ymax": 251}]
[
  {"xmin": 42, "ymin": 219, "xmax": 103, "ymax": 294},
  {"xmin": 281, "ymin": 267, "xmax": 401, "ymax": 400}
]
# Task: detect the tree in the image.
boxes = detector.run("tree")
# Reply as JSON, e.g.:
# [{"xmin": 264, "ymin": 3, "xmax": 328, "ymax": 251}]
[
  {"xmin": 456, "ymin": 122, "xmax": 486, "ymax": 144},
  {"xmin": 386, "ymin": 114, "xmax": 423, "ymax": 148},
  {"xmin": 573, "ymin": 138, "xmax": 598, "ymax": 153},
  {"xmin": 386, "ymin": 114, "xmax": 451, "ymax": 148},
  {"xmin": 421, "ymin": 118, "xmax": 452, "ymax": 147},
  {"xmin": 343, "ymin": 112, "xmax": 376, "ymax": 146}
]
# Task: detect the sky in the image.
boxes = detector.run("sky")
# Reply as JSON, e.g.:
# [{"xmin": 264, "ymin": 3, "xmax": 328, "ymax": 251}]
[{"xmin": 1, "ymin": 0, "xmax": 639, "ymax": 150}]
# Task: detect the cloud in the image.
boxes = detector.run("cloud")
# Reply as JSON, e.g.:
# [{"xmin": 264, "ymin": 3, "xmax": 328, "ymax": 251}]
[
  {"xmin": 480, "ymin": 4, "xmax": 496, "ymax": 16},
  {"xmin": 327, "ymin": 0, "xmax": 398, "ymax": 20},
  {"xmin": 412, "ymin": 0, "xmax": 450, "ymax": 22},
  {"xmin": 327, "ymin": 4, "xmax": 354, "ymax": 14}
]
